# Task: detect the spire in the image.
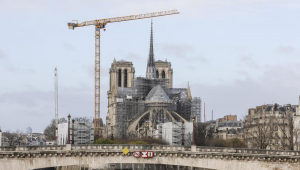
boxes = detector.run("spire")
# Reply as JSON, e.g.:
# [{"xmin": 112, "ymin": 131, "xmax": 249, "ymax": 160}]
[
  {"xmin": 146, "ymin": 19, "xmax": 156, "ymax": 79},
  {"xmin": 187, "ymin": 81, "xmax": 192, "ymax": 99}
]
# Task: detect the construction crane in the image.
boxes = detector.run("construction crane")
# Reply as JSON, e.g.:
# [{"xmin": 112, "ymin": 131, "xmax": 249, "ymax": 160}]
[
  {"xmin": 67, "ymin": 9, "xmax": 179, "ymax": 138},
  {"xmin": 54, "ymin": 67, "xmax": 58, "ymax": 143}
]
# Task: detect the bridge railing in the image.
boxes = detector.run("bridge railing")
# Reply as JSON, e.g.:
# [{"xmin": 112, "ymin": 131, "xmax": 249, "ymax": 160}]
[
  {"xmin": 0, "ymin": 144, "xmax": 191, "ymax": 152},
  {"xmin": 196, "ymin": 146, "xmax": 300, "ymax": 156},
  {"xmin": 71, "ymin": 144, "xmax": 191, "ymax": 151},
  {"xmin": 235, "ymin": 148, "xmax": 300, "ymax": 156},
  {"xmin": 0, "ymin": 145, "xmax": 66, "ymax": 151},
  {"xmin": 2, "ymin": 144, "xmax": 300, "ymax": 156}
]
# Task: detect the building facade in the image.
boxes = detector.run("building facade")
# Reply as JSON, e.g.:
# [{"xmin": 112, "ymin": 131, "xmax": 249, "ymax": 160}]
[
  {"xmin": 244, "ymin": 104, "xmax": 297, "ymax": 150},
  {"xmin": 293, "ymin": 96, "xmax": 300, "ymax": 150},
  {"xmin": 219, "ymin": 115, "xmax": 237, "ymax": 122},
  {"xmin": 214, "ymin": 120, "xmax": 243, "ymax": 140},
  {"xmin": 105, "ymin": 22, "xmax": 201, "ymax": 139}
]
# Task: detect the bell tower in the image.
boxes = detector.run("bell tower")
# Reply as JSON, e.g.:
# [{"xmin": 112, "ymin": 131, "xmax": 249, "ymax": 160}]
[{"xmin": 106, "ymin": 58, "xmax": 135, "ymax": 138}]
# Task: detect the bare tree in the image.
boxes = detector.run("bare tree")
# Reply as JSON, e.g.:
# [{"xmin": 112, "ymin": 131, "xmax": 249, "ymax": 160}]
[
  {"xmin": 244, "ymin": 114, "xmax": 276, "ymax": 149},
  {"xmin": 3, "ymin": 130, "xmax": 26, "ymax": 146},
  {"xmin": 244, "ymin": 104, "xmax": 296, "ymax": 150},
  {"xmin": 293, "ymin": 126, "xmax": 300, "ymax": 150},
  {"xmin": 44, "ymin": 118, "xmax": 67, "ymax": 141}
]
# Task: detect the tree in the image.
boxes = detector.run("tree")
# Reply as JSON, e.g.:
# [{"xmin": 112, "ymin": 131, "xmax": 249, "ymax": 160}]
[
  {"xmin": 194, "ymin": 123, "xmax": 206, "ymax": 146},
  {"xmin": 244, "ymin": 114, "xmax": 276, "ymax": 149},
  {"xmin": 3, "ymin": 130, "xmax": 26, "ymax": 146},
  {"xmin": 44, "ymin": 118, "xmax": 67, "ymax": 141},
  {"xmin": 225, "ymin": 138, "xmax": 247, "ymax": 148},
  {"xmin": 274, "ymin": 110, "xmax": 294, "ymax": 150}
]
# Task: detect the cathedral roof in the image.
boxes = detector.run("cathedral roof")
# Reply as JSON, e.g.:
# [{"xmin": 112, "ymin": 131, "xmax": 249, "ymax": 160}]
[
  {"xmin": 145, "ymin": 85, "xmax": 170, "ymax": 102},
  {"xmin": 117, "ymin": 59, "xmax": 129, "ymax": 62}
]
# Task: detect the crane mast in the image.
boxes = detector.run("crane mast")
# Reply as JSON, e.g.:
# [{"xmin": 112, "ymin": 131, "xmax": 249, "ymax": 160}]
[
  {"xmin": 54, "ymin": 67, "xmax": 58, "ymax": 143},
  {"xmin": 68, "ymin": 9, "xmax": 179, "ymax": 139}
]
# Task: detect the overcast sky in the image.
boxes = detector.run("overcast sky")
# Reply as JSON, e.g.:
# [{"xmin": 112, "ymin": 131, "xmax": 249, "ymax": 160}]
[{"xmin": 1, "ymin": 0, "xmax": 300, "ymax": 133}]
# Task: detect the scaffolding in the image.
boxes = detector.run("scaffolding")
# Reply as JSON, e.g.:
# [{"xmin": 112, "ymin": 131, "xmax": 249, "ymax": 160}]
[
  {"xmin": 71, "ymin": 117, "xmax": 94, "ymax": 144},
  {"xmin": 111, "ymin": 76, "xmax": 201, "ymax": 139},
  {"xmin": 192, "ymin": 97, "xmax": 202, "ymax": 123},
  {"xmin": 161, "ymin": 122, "xmax": 193, "ymax": 146}
]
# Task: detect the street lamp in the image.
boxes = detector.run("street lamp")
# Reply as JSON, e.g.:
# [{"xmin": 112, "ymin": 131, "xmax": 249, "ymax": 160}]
[
  {"xmin": 192, "ymin": 116, "xmax": 195, "ymax": 146},
  {"xmin": 72, "ymin": 119, "xmax": 75, "ymax": 145},
  {"xmin": 67, "ymin": 114, "xmax": 71, "ymax": 144},
  {"xmin": 181, "ymin": 120, "xmax": 185, "ymax": 146}
]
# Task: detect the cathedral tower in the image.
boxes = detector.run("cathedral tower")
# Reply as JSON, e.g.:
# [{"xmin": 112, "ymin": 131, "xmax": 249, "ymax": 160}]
[
  {"xmin": 146, "ymin": 21, "xmax": 156, "ymax": 79},
  {"xmin": 106, "ymin": 58, "xmax": 135, "ymax": 138}
]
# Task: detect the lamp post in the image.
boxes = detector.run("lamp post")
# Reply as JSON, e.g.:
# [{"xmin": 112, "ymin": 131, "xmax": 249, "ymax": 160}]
[
  {"xmin": 192, "ymin": 116, "xmax": 195, "ymax": 146},
  {"xmin": 72, "ymin": 119, "xmax": 75, "ymax": 144},
  {"xmin": 67, "ymin": 114, "xmax": 71, "ymax": 144},
  {"xmin": 181, "ymin": 121, "xmax": 185, "ymax": 146}
]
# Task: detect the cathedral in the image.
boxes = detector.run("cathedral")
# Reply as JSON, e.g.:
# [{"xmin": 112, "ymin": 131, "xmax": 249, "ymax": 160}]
[{"xmin": 105, "ymin": 22, "xmax": 201, "ymax": 139}]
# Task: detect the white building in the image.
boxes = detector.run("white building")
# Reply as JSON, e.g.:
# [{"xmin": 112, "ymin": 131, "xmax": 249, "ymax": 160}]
[
  {"xmin": 158, "ymin": 122, "xmax": 193, "ymax": 146},
  {"xmin": 57, "ymin": 123, "xmax": 68, "ymax": 145},
  {"xmin": 25, "ymin": 127, "xmax": 32, "ymax": 134},
  {"xmin": 57, "ymin": 118, "xmax": 94, "ymax": 145}
]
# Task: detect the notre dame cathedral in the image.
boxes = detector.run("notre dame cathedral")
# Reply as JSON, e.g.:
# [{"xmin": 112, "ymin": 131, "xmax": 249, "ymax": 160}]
[{"xmin": 105, "ymin": 22, "xmax": 201, "ymax": 138}]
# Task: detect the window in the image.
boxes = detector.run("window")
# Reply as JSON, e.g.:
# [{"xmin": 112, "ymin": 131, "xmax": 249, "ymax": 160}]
[
  {"xmin": 156, "ymin": 70, "xmax": 159, "ymax": 78},
  {"xmin": 118, "ymin": 69, "xmax": 122, "ymax": 87},
  {"xmin": 124, "ymin": 69, "xmax": 128, "ymax": 87},
  {"xmin": 162, "ymin": 70, "xmax": 165, "ymax": 78}
]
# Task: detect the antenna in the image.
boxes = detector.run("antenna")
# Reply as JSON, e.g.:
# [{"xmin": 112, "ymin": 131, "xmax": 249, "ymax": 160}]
[
  {"xmin": 212, "ymin": 110, "xmax": 213, "ymax": 120},
  {"xmin": 54, "ymin": 67, "xmax": 58, "ymax": 143}
]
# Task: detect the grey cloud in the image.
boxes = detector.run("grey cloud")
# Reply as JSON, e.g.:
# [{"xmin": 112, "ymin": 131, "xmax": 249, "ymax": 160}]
[
  {"xmin": 198, "ymin": 56, "xmax": 209, "ymax": 64},
  {"xmin": 0, "ymin": 84, "xmax": 109, "ymax": 132},
  {"xmin": 126, "ymin": 52, "xmax": 140, "ymax": 60},
  {"xmin": 0, "ymin": 49, "xmax": 7, "ymax": 60},
  {"xmin": 275, "ymin": 45, "xmax": 295, "ymax": 55},
  {"xmin": 6, "ymin": 65, "xmax": 36, "ymax": 74},
  {"xmin": 87, "ymin": 65, "xmax": 109, "ymax": 77},
  {"xmin": 239, "ymin": 55, "xmax": 259, "ymax": 68},
  {"xmin": 158, "ymin": 43, "xmax": 195, "ymax": 58},
  {"xmin": 188, "ymin": 65, "xmax": 196, "ymax": 71},
  {"xmin": 182, "ymin": 62, "xmax": 300, "ymax": 121},
  {"xmin": 63, "ymin": 43, "xmax": 77, "ymax": 51}
]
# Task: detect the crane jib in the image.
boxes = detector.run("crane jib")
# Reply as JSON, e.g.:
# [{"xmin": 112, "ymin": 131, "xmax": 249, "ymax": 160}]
[{"xmin": 68, "ymin": 9, "xmax": 179, "ymax": 28}]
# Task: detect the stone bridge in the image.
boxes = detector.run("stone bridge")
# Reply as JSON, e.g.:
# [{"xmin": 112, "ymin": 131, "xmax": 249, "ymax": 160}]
[{"xmin": 0, "ymin": 144, "xmax": 300, "ymax": 170}]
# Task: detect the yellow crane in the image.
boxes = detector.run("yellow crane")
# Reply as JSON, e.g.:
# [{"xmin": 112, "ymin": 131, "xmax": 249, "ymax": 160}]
[{"xmin": 67, "ymin": 9, "xmax": 179, "ymax": 138}]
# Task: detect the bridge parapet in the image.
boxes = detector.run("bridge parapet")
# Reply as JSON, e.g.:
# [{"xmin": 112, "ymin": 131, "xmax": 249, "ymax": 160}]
[
  {"xmin": 1, "ymin": 144, "xmax": 300, "ymax": 156},
  {"xmin": 0, "ymin": 145, "xmax": 66, "ymax": 151},
  {"xmin": 71, "ymin": 144, "xmax": 190, "ymax": 152},
  {"xmin": 1, "ymin": 145, "xmax": 300, "ymax": 170},
  {"xmin": 196, "ymin": 146, "xmax": 300, "ymax": 156}
]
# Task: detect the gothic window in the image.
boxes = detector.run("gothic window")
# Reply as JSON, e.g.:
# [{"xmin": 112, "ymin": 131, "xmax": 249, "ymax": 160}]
[
  {"xmin": 156, "ymin": 70, "xmax": 159, "ymax": 78},
  {"xmin": 124, "ymin": 69, "xmax": 128, "ymax": 87},
  {"xmin": 118, "ymin": 69, "xmax": 122, "ymax": 87},
  {"xmin": 162, "ymin": 70, "xmax": 165, "ymax": 78}
]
